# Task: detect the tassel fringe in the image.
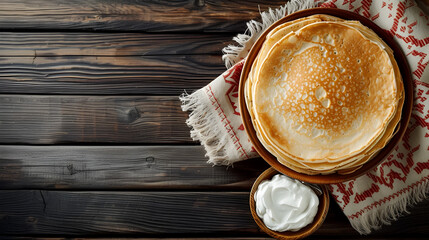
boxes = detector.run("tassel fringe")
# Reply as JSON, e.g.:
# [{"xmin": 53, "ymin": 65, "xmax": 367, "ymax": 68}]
[
  {"xmin": 222, "ymin": 0, "xmax": 319, "ymax": 68},
  {"xmin": 350, "ymin": 178, "xmax": 429, "ymax": 234},
  {"xmin": 180, "ymin": 90, "xmax": 232, "ymax": 165},
  {"xmin": 183, "ymin": 0, "xmax": 429, "ymax": 236}
]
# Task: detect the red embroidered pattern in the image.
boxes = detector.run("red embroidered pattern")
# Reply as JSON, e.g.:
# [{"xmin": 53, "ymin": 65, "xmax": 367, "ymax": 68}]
[
  {"xmin": 324, "ymin": 0, "xmax": 429, "ymax": 80},
  {"xmin": 205, "ymin": 84, "xmax": 250, "ymax": 159},
  {"xmin": 348, "ymin": 176, "xmax": 429, "ymax": 219},
  {"xmin": 223, "ymin": 61, "xmax": 244, "ymax": 116},
  {"xmin": 321, "ymin": 0, "xmax": 429, "ymax": 222}
]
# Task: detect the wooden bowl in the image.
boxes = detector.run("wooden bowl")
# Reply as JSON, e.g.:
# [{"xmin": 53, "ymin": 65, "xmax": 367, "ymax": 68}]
[
  {"xmin": 239, "ymin": 8, "xmax": 413, "ymax": 184},
  {"xmin": 250, "ymin": 167, "xmax": 330, "ymax": 239}
]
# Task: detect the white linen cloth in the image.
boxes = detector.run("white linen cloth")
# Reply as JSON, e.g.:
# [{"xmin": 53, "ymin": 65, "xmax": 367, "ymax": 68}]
[{"xmin": 181, "ymin": 0, "xmax": 429, "ymax": 234}]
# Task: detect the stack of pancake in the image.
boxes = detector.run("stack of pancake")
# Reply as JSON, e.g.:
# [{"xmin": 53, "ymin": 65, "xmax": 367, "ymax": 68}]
[{"xmin": 244, "ymin": 14, "xmax": 404, "ymax": 175}]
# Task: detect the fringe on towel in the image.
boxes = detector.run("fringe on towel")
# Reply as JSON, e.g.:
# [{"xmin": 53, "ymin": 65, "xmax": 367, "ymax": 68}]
[
  {"xmin": 180, "ymin": 90, "xmax": 233, "ymax": 165},
  {"xmin": 180, "ymin": 0, "xmax": 321, "ymax": 164},
  {"xmin": 350, "ymin": 179, "xmax": 429, "ymax": 234},
  {"xmin": 222, "ymin": 0, "xmax": 320, "ymax": 68},
  {"xmin": 217, "ymin": 0, "xmax": 429, "ymax": 236}
]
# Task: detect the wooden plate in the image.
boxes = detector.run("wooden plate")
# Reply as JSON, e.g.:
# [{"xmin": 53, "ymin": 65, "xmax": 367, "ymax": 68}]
[
  {"xmin": 250, "ymin": 167, "xmax": 330, "ymax": 239},
  {"xmin": 239, "ymin": 8, "xmax": 413, "ymax": 184}
]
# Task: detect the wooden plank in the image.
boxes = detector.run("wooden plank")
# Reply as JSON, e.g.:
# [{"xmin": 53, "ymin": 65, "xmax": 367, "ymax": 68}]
[
  {"xmin": 1, "ymin": 191, "xmax": 428, "ymax": 237},
  {"xmin": 0, "ymin": 145, "xmax": 268, "ymax": 190},
  {"xmin": 3, "ymin": 238, "xmax": 427, "ymax": 240},
  {"xmin": 0, "ymin": 0, "xmax": 287, "ymax": 32},
  {"xmin": 3, "ymin": 238, "xmax": 428, "ymax": 240},
  {"xmin": 0, "ymin": 238, "xmax": 277, "ymax": 240},
  {"xmin": 0, "ymin": 55, "xmax": 223, "ymax": 95},
  {"xmin": 0, "ymin": 191, "xmax": 261, "ymax": 235},
  {"xmin": 0, "ymin": 95, "xmax": 193, "ymax": 144},
  {"xmin": 0, "ymin": 32, "xmax": 232, "ymax": 56}
]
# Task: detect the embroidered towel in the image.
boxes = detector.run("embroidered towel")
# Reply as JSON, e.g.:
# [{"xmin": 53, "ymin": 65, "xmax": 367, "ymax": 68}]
[{"xmin": 180, "ymin": 0, "xmax": 429, "ymax": 234}]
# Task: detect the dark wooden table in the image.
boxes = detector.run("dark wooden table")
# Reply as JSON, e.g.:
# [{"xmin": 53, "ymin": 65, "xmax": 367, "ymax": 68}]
[{"xmin": 0, "ymin": 1, "xmax": 428, "ymax": 239}]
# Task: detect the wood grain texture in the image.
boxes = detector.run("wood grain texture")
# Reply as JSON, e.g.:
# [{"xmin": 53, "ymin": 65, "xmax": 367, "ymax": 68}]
[
  {"xmin": 0, "ymin": 95, "xmax": 192, "ymax": 144},
  {"xmin": 0, "ymin": 145, "xmax": 268, "ymax": 190},
  {"xmin": 0, "ymin": 238, "xmax": 279, "ymax": 240},
  {"xmin": 0, "ymin": 191, "xmax": 260, "ymax": 235},
  {"xmin": 0, "ymin": 55, "xmax": 223, "ymax": 95},
  {"xmin": 1, "ymin": 190, "xmax": 428, "ymax": 237},
  {"xmin": 4, "ymin": 238, "xmax": 429, "ymax": 240},
  {"xmin": 0, "ymin": 0, "xmax": 287, "ymax": 32},
  {"xmin": 0, "ymin": 32, "xmax": 232, "ymax": 56}
]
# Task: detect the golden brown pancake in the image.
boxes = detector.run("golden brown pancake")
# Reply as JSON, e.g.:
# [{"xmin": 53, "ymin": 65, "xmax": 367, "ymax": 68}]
[{"xmin": 245, "ymin": 15, "xmax": 403, "ymax": 175}]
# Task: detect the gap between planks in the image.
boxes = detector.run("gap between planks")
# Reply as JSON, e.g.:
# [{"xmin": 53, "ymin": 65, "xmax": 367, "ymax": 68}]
[
  {"xmin": 0, "ymin": 0, "xmax": 288, "ymax": 32},
  {"xmin": 0, "ymin": 55, "xmax": 224, "ymax": 95},
  {"xmin": 0, "ymin": 95, "xmax": 192, "ymax": 144}
]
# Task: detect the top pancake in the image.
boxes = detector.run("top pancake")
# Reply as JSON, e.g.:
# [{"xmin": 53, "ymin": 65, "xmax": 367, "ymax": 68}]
[
  {"xmin": 251, "ymin": 21, "xmax": 399, "ymax": 162},
  {"xmin": 245, "ymin": 15, "xmax": 342, "ymax": 121}
]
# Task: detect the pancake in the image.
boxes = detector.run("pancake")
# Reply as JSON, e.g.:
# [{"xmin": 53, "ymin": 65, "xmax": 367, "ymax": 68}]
[
  {"xmin": 245, "ymin": 16, "xmax": 324, "ymax": 118},
  {"xmin": 245, "ymin": 15, "xmax": 343, "ymax": 127},
  {"xmin": 245, "ymin": 16, "xmax": 403, "ymax": 175}
]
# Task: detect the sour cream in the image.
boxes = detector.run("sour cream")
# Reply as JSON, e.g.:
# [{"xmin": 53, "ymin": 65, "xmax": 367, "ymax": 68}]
[{"xmin": 254, "ymin": 174, "xmax": 319, "ymax": 232}]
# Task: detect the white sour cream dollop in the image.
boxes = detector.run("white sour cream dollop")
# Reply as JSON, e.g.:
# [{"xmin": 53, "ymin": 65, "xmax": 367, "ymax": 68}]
[{"xmin": 254, "ymin": 174, "xmax": 319, "ymax": 232}]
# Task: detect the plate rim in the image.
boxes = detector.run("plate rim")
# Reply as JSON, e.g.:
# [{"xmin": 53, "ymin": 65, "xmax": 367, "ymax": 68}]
[{"xmin": 238, "ymin": 8, "xmax": 414, "ymax": 184}]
